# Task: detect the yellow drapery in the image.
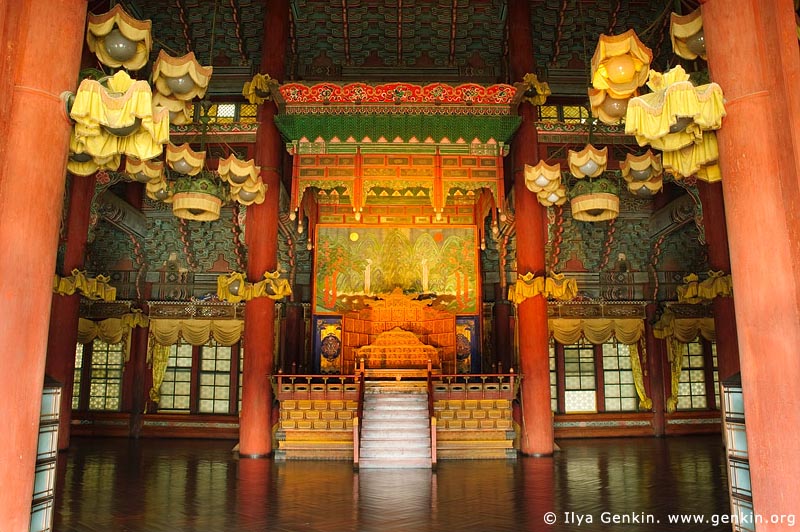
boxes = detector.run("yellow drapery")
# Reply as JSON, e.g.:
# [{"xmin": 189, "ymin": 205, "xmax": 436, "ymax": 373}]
[
  {"xmin": 676, "ymin": 271, "xmax": 733, "ymax": 303},
  {"xmin": 629, "ymin": 342, "xmax": 652, "ymax": 410},
  {"xmin": 508, "ymin": 273, "xmax": 578, "ymax": 304},
  {"xmin": 148, "ymin": 318, "xmax": 244, "ymax": 346},
  {"xmin": 146, "ymin": 319, "xmax": 244, "ymax": 406},
  {"xmin": 217, "ymin": 271, "xmax": 293, "ymax": 303},
  {"xmin": 549, "ymin": 318, "xmax": 644, "ymax": 345},
  {"xmin": 653, "ymin": 310, "xmax": 716, "ymax": 412},
  {"xmin": 77, "ymin": 311, "xmax": 149, "ymax": 362},
  {"xmin": 54, "ymin": 269, "xmax": 117, "ymax": 301},
  {"xmin": 549, "ymin": 318, "xmax": 652, "ymax": 410},
  {"xmin": 148, "ymin": 343, "xmax": 172, "ymax": 404}
]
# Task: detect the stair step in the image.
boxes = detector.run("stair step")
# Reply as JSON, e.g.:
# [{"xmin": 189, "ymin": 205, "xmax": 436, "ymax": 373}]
[
  {"xmin": 359, "ymin": 458, "xmax": 432, "ymax": 469},
  {"xmin": 358, "ymin": 448, "xmax": 431, "ymax": 460},
  {"xmin": 360, "ymin": 420, "xmax": 429, "ymax": 430},
  {"xmin": 362, "ymin": 427, "xmax": 430, "ymax": 438},
  {"xmin": 360, "ymin": 437, "xmax": 430, "ymax": 448},
  {"xmin": 362, "ymin": 411, "xmax": 428, "ymax": 421},
  {"xmin": 364, "ymin": 404, "xmax": 427, "ymax": 412},
  {"xmin": 365, "ymin": 396, "xmax": 428, "ymax": 403}
]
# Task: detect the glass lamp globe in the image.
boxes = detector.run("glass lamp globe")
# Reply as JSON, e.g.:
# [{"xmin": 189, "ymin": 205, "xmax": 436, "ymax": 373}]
[
  {"xmin": 630, "ymin": 168, "xmax": 652, "ymax": 181},
  {"xmin": 579, "ymin": 159, "xmax": 600, "ymax": 177},
  {"xmin": 154, "ymin": 188, "xmax": 170, "ymax": 201},
  {"xmin": 605, "ymin": 55, "xmax": 636, "ymax": 85},
  {"xmin": 669, "ymin": 116, "xmax": 693, "ymax": 133},
  {"xmin": 601, "ymin": 96, "xmax": 628, "ymax": 119},
  {"xmin": 228, "ymin": 279, "xmax": 241, "ymax": 295},
  {"xmin": 166, "ymin": 74, "xmax": 196, "ymax": 95},
  {"xmin": 686, "ymin": 30, "xmax": 705, "ymax": 57},
  {"xmin": 229, "ymin": 173, "xmax": 250, "ymax": 185},
  {"xmin": 103, "ymin": 117, "xmax": 141, "ymax": 137},
  {"xmin": 70, "ymin": 152, "xmax": 92, "ymax": 163},
  {"xmin": 546, "ymin": 192, "xmax": 560, "ymax": 203},
  {"xmin": 104, "ymin": 28, "xmax": 138, "ymax": 63},
  {"xmin": 171, "ymin": 158, "xmax": 195, "ymax": 174},
  {"xmin": 238, "ymin": 189, "xmax": 258, "ymax": 202},
  {"xmin": 534, "ymin": 174, "xmax": 550, "ymax": 188},
  {"xmin": 133, "ymin": 171, "xmax": 151, "ymax": 184}
]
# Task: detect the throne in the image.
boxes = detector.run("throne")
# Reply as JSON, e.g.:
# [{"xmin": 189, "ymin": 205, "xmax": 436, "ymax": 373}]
[
  {"xmin": 341, "ymin": 288, "xmax": 456, "ymax": 375},
  {"xmin": 355, "ymin": 327, "xmax": 440, "ymax": 377}
]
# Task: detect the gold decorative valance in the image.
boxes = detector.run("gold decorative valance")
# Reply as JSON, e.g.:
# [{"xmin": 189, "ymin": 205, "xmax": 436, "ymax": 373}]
[
  {"xmin": 549, "ymin": 318, "xmax": 644, "ymax": 345},
  {"xmin": 508, "ymin": 273, "xmax": 578, "ymax": 304},
  {"xmin": 653, "ymin": 310, "xmax": 716, "ymax": 343},
  {"xmin": 217, "ymin": 271, "xmax": 292, "ymax": 303},
  {"xmin": 148, "ymin": 318, "xmax": 244, "ymax": 347},
  {"xmin": 676, "ymin": 271, "xmax": 732, "ymax": 304},
  {"xmin": 77, "ymin": 311, "xmax": 149, "ymax": 362},
  {"xmin": 54, "ymin": 269, "xmax": 116, "ymax": 301},
  {"xmin": 243, "ymin": 73, "xmax": 277, "ymax": 105}
]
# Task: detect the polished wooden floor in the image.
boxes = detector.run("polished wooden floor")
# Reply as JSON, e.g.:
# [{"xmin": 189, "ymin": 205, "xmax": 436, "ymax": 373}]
[{"xmin": 55, "ymin": 435, "xmax": 732, "ymax": 531}]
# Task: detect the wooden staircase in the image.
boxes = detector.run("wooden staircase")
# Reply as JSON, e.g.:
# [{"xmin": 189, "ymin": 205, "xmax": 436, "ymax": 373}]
[{"xmin": 358, "ymin": 382, "xmax": 433, "ymax": 469}]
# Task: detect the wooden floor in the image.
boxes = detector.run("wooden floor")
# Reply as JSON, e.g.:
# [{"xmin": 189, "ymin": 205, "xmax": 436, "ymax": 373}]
[{"xmin": 55, "ymin": 435, "xmax": 732, "ymax": 531}]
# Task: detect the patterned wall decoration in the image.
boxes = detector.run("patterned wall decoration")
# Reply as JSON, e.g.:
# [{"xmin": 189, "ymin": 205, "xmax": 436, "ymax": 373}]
[
  {"xmin": 313, "ymin": 316, "xmax": 343, "ymax": 374},
  {"xmin": 314, "ymin": 226, "xmax": 479, "ymax": 314},
  {"xmin": 145, "ymin": 202, "xmax": 245, "ymax": 275},
  {"xmin": 456, "ymin": 316, "xmax": 481, "ymax": 374},
  {"xmin": 86, "ymin": 219, "xmax": 136, "ymax": 275},
  {"xmin": 547, "ymin": 193, "xmax": 655, "ymax": 276}
]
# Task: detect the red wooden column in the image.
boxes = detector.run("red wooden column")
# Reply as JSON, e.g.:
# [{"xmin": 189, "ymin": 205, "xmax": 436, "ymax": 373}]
[
  {"xmin": 644, "ymin": 305, "xmax": 666, "ymax": 436},
  {"xmin": 45, "ymin": 174, "xmax": 95, "ymax": 450},
  {"xmin": 0, "ymin": 0, "xmax": 87, "ymax": 528},
  {"xmin": 696, "ymin": 182, "xmax": 740, "ymax": 381},
  {"xmin": 507, "ymin": 0, "xmax": 554, "ymax": 456},
  {"xmin": 239, "ymin": 0, "xmax": 290, "ymax": 458},
  {"xmin": 702, "ymin": 0, "xmax": 800, "ymax": 526}
]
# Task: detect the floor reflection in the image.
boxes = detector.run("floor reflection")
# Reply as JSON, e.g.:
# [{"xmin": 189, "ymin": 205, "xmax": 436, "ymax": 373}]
[{"xmin": 55, "ymin": 435, "xmax": 731, "ymax": 531}]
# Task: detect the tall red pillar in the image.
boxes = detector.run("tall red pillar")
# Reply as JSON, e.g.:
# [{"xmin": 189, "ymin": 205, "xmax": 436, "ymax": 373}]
[
  {"xmin": 45, "ymin": 174, "xmax": 95, "ymax": 449},
  {"xmin": 239, "ymin": 0, "xmax": 290, "ymax": 458},
  {"xmin": 644, "ymin": 305, "xmax": 666, "ymax": 436},
  {"xmin": 0, "ymin": 0, "xmax": 87, "ymax": 529},
  {"xmin": 507, "ymin": 0, "xmax": 554, "ymax": 456},
  {"xmin": 702, "ymin": 0, "xmax": 800, "ymax": 526},
  {"xmin": 696, "ymin": 182, "xmax": 740, "ymax": 381}
]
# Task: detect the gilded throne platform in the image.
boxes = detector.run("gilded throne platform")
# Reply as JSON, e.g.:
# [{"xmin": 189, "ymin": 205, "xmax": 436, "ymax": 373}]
[{"xmin": 355, "ymin": 327, "xmax": 441, "ymax": 378}]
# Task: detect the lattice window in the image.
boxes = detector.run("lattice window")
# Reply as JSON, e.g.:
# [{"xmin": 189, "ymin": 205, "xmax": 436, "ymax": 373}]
[
  {"xmin": 602, "ymin": 342, "xmax": 638, "ymax": 412},
  {"xmin": 88, "ymin": 340, "xmax": 124, "ymax": 411},
  {"xmin": 193, "ymin": 102, "xmax": 258, "ymax": 124},
  {"xmin": 712, "ymin": 342, "xmax": 720, "ymax": 410},
  {"xmin": 561, "ymin": 105, "xmax": 592, "ymax": 124},
  {"xmin": 539, "ymin": 105, "xmax": 559, "ymax": 122},
  {"xmin": 677, "ymin": 340, "xmax": 707, "ymax": 410},
  {"xmin": 72, "ymin": 344, "xmax": 83, "ymax": 410},
  {"xmin": 549, "ymin": 341, "xmax": 557, "ymax": 412},
  {"xmin": 564, "ymin": 341, "xmax": 596, "ymax": 412},
  {"xmin": 239, "ymin": 104, "xmax": 258, "ymax": 123},
  {"xmin": 198, "ymin": 342, "xmax": 232, "ymax": 414},
  {"xmin": 158, "ymin": 343, "xmax": 193, "ymax": 412},
  {"xmin": 238, "ymin": 345, "xmax": 245, "ymax": 413}
]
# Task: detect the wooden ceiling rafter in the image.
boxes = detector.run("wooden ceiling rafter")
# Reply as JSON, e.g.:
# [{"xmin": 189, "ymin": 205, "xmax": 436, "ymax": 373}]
[
  {"xmin": 341, "ymin": 0, "xmax": 352, "ymax": 65},
  {"xmin": 449, "ymin": 0, "xmax": 459, "ymax": 67}
]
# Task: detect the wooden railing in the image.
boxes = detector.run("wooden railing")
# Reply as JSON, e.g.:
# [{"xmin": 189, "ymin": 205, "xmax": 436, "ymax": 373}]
[
  {"xmin": 273, "ymin": 372, "xmax": 361, "ymax": 401},
  {"xmin": 427, "ymin": 359, "xmax": 437, "ymax": 468},
  {"xmin": 432, "ymin": 370, "xmax": 517, "ymax": 401},
  {"xmin": 354, "ymin": 358, "xmax": 366, "ymax": 469}
]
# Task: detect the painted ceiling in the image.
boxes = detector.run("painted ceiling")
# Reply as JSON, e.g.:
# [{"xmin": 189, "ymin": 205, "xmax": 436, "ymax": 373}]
[{"xmin": 112, "ymin": 0, "xmax": 697, "ymax": 90}]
